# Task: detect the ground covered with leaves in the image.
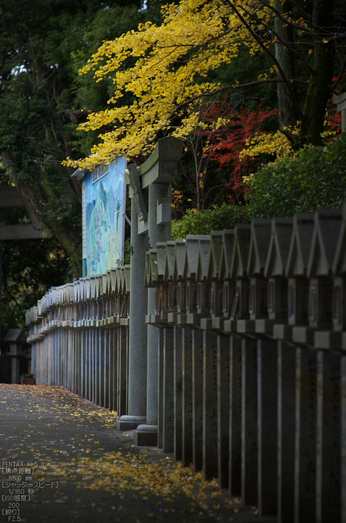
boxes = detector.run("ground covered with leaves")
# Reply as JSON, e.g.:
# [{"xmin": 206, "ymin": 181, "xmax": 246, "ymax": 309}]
[{"xmin": 0, "ymin": 385, "xmax": 271, "ymax": 522}]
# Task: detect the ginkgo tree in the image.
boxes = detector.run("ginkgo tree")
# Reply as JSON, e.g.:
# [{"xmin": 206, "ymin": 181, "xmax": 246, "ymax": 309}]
[{"xmin": 67, "ymin": 0, "xmax": 346, "ymax": 172}]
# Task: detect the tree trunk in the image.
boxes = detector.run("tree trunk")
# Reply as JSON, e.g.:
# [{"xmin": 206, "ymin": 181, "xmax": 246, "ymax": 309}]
[
  {"xmin": 301, "ymin": 0, "xmax": 335, "ymax": 145},
  {"xmin": 1, "ymin": 151, "xmax": 82, "ymax": 276},
  {"xmin": 274, "ymin": 0, "xmax": 298, "ymax": 130}
]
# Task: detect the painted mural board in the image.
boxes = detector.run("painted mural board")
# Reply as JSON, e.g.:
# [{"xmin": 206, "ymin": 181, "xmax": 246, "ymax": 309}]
[{"xmin": 82, "ymin": 158, "xmax": 126, "ymax": 277}]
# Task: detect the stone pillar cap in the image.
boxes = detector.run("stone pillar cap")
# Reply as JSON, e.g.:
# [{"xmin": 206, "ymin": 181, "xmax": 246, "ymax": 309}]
[
  {"xmin": 124, "ymin": 266, "xmax": 131, "ymax": 293},
  {"xmin": 230, "ymin": 225, "xmax": 251, "ymax": 279},
  {"xmin": 333, "ymin": 202, "xmax": 346, "ymax": 275},
  {"xmin": 207, "ymin": 231, "xmax": 224, "ymax": 281},
  {"xmin": 247, "ymin": 219, "xmax": 272, "ymax": 277},
  {"xmin": 173, "ymin": 239, "xmax": 187, "ymax": 282},
  {"xmin": 145, "ymin": 249, "xmax": 158, "ymax": 287},
  {"xmin": 156, "ymin": 243, "xmax": 167, "ymax": 283},
  {"xmin": 110, "ymin": 269, "xmax": 118, "ymax": 294},
  {"xmin": 264, "ymin": 218, "xmax": 293, "ymax": 278},
  {"xmin": 196, "ymin": 236, "xmax": 211, "ymax": 282},
  {"xmin": 184, "ymin": 236, "xmax": 200, "ymax": 280},
  {"xmin": 140, "ymin": 137, "xmax": 183, "ymax": 188},
  {"xmin": 219, "ymin": 230, "xmax": 235, "ymax": 280},
  {"xmin": 307, "ymin": 208, "xmax": 343, "ymax": 278},
  {"xmin": 286, "ymin": 213, "xmax": 315, "ymax": 277},
  {"xmin": 165, "ymin": 241, "xmax": 176, "ymax": 281},
  {"xmin": 4, "ymin": 329, "xmax": 27, "ymax": 344}
]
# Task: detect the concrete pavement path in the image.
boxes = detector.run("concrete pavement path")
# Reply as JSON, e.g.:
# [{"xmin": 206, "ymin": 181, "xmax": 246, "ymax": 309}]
[{"xmin": 0, "ymin": 385, "xmax": 275, "ymax": 523}]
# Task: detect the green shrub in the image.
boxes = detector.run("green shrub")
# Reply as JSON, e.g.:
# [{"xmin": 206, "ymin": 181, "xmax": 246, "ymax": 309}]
[
  {"xmin": 245, "ymin": 133, "xmax": 346, "ymax": 218},
  {"xmin": 171, "ymin": 203, "xmax": 251, "ymax": 239},
  {"xmin": 171, "ymin": 134, "xmax": 346, "ymax": 240}
]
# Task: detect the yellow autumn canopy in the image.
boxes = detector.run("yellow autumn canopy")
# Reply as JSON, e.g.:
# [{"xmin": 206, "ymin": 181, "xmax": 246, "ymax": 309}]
[{"xmin": 66, "ymin": 0, "xmax": 308, "ymax": 170}]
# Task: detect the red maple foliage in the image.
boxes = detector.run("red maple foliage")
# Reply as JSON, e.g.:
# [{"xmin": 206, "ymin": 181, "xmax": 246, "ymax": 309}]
[
  {"xmin": 323, "ymin": 73, "xmax": 345, "ymax": 141},
  {"xmin": 200, "ymin": 100, "xmax": 277, "ymax": 202}
]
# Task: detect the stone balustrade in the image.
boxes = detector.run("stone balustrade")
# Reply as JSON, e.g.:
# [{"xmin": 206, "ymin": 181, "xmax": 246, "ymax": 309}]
[
  {"xmin": 26, "ymin": 203, "xmax": 346, "ymax": 522},
  {"xmin": 26, "ymin": 266, "xmax": 130, "ymax": 414}
]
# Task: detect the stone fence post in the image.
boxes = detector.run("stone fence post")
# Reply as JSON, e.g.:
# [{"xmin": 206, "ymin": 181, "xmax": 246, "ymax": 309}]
[{"xmin": 117, "ymin": 137, "xmax": 183, "ymax": 444}]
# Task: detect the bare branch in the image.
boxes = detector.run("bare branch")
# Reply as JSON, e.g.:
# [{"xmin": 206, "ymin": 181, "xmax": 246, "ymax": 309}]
[
  {"xmin": 224, "ymin": 0, "xmax": 308, "ymax": 122},
  {"xmin": 223, "ymin": 1, "xmax": 296, "ymax": 97},
  {"xmin": 233, "ymin": 78, "xmax": 308, "ymax": 88},
  {"xmin": 173, "ymin": 78, "xmax": 308, "ymax": 115},
  {"xmin": 243, "ymin": 3, "xmax": 314, "ymax": 74},
  {"xmin": 286, "ymin": 0, "xmax": 312, "ymax": 22},
  {"xmin": 258, "ymin": 0, "xmax": 314, "ymax": 33},
  {"xmin": 280, "ymin": 128, "xmax": 303, "ymax": 150}
]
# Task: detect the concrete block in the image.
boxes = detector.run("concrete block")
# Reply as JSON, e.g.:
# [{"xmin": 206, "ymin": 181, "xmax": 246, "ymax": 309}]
[
  {"xmin": 292, "ymin": 326, "xmax": 314, "ymax": 346},
  {"xmin": 133, "ymin": 425, "xmax": 158, "ymax": 446},
  {"xmin": 314, "ymin": 330, "xmax": 342, "ymax": 350}
]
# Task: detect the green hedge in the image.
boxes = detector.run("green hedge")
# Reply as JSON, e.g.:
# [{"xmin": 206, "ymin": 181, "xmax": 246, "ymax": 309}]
[
  {"xmin": 171, "ymin": 203, "xmax": 251, "ymax": 239},
  {"xmin": 171, "ymin": 134, "xmax": 346, "ymax": 240},
  {"xmin": 245, "ymin": 133, "xmax": 346, "ymax": 218}
]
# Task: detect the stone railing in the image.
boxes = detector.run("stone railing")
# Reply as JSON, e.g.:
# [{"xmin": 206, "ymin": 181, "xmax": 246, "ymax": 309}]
[
  {"xmin": 142, "ymin": 206, "xmax": 346, "ymax": 523},
  {"xmin": 26, "ymin": 266, "xmax": 130, "ymax": 414},
  {"xmin": 26, "ymin": 203, "xmax": 346, "ymax": 522}
]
